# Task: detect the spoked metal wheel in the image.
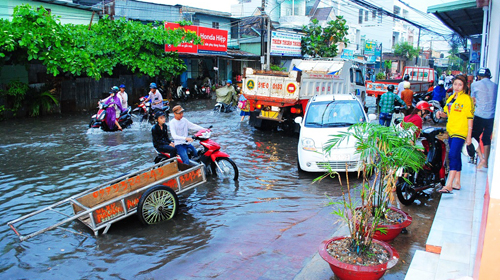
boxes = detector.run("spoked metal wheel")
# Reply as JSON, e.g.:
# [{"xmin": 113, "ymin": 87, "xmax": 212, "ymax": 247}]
[
  {"xmin": 137, "ymin": 186, "xmax": 178, "ymax": 225},
  {"xmin": 396, "ymin": 180, "xmax": 417, "ymax": 206},
  {"xmin": 212, "ymin": 157, "xmax": 239, "ymax": 180}
]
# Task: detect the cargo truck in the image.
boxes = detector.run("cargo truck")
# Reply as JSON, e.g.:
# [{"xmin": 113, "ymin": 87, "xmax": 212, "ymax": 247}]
[{"xmin": 242, "ymin": 59, "xmax": 366, "ymax": 133}]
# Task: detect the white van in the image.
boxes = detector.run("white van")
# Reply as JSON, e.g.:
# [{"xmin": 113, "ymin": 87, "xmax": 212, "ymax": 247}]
[{"xmin": 295, "ymin": 94, "xmax": 376, "ymax": 172}]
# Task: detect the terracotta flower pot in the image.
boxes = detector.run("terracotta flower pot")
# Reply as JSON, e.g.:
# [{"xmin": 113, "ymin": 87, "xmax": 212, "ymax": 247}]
[
  {"xmin": 319, "ymin": 236, "xmax": 400, "ymax": 280},
  {"xmin": 373, "ymin": 207, "xmax": 412, "ymax": 242},
  {"xmin": 355, "ymin": 206, "xmax": 413, "ymax": 242}
]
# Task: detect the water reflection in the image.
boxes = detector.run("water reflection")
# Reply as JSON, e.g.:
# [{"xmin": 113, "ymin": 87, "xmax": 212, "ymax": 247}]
[{"xmin": 0, "ymin": 100, "xmax": 349, "ymax": 279}]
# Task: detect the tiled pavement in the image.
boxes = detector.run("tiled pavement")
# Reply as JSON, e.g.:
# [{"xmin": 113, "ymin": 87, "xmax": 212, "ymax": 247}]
[{"xmin": 405, "ymin": 154, "xmax": 486, "ymax": 280}]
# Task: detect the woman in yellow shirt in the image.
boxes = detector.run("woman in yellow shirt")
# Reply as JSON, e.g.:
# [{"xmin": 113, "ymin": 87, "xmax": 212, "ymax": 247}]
[{"xmin": 436, "ymin": 75, "xmax": 475, "ymax": 193}]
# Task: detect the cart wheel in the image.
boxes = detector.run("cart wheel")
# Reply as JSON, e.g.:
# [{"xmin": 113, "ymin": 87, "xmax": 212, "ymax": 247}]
[
  {"xmin": 211, "ymin": 157, "xmax": 239, "ymax": 180},
  {"xmin": 137, "ymin": 185, "xmax": 178, "ymax": 225}
]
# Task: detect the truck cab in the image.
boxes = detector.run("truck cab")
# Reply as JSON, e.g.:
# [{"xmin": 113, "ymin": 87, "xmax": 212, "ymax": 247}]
[{"xmin": 242, "ymin": 59, "xmax": 367, "ymax": 133}]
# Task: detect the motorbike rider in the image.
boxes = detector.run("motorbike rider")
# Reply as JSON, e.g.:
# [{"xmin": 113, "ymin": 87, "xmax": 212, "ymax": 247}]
[
  {"xmin": 432, "ymin": 80, "xmax": 447, "ymax": 106},
  {"xmin": 402, "ymin": 101, "xmax": 433, "ymax": 138},
  {"xmin": 169, "ymin": 105, "xmax": 206, "ymax": 165},
  {"xmin": 379, "ymin": 84, "xmax": 407, "ymax": 126},
  {"xmin": 397, "ymin": 74, "xmax": 410, "ymax": 97},
  {"xmin": 118, "ymin": 84, "xmax": 128, "ymax": 109},
  {"xmin": 143, "ymin": 82, "xmax": 164, "ymax": 115},
  {"xmin": 152, "ymin": 111, "xmax": 177, "ymax": 157},
  {"xmin": 400, "ymin": 81, "xmax": 414, "ymax": 115},
  {"xmin": 102, "ymin": 89, "xmax": 124, "ymax": 131}
]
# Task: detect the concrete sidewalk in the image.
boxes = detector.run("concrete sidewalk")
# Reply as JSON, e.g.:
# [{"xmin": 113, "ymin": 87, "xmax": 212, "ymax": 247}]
[
  {"xmin": 293, "ymin": 154, "xmax": 484, "ymax": 280},
  {"xmin": 405, "ymin": 155, "xmax": 486, "ymax": 280}
]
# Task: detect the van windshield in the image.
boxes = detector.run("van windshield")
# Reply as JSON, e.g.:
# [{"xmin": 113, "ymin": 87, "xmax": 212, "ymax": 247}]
[{"xmin": 304, "ymin": 100, "xmax": 366, "ymax": 127}]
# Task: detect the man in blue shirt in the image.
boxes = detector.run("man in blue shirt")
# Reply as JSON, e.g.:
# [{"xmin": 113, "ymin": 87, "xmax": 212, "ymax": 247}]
[
  {"xmin": 432, "ymin": 80, "xmax": 447, "ymax": 106},
  {"xmin": 471, "ymin": 68, "xmax": 498, "ymax": 168}
]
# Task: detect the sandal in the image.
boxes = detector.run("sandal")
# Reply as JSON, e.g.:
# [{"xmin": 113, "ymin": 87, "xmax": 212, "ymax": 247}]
[{"xmin": 438, "ymin": 188, "xmax": 453, "ymax": 194}]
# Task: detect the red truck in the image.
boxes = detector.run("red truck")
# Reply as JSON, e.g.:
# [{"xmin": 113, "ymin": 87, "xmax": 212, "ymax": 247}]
[{"xmin": 365, "ymin": 66, "xmax": 437, "ymax": 97}]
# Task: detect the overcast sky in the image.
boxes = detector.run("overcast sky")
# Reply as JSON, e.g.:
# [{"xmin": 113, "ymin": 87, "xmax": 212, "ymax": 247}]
[{"xmin": 141, "ymin": 0, "xmax": 455, "ymax": 14}]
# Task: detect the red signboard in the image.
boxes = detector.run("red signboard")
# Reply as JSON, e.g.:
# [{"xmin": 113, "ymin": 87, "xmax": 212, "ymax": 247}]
[{"xmin": 164, "ymin": 22, "xmax": 228, "ymax": 55}]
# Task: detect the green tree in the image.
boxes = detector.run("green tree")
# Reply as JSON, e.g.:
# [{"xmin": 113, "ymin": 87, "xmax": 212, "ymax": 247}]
[
  {"xmin": 301, "ymin": 17, "xmax": 349, "ymax": 58},
  {"xmin": 0, "ymin": 4, "xmax": 202, "ymax": 80},
  {"xmin": 393, "ymin": 41, "xmax": 420, "ymax": 60}
]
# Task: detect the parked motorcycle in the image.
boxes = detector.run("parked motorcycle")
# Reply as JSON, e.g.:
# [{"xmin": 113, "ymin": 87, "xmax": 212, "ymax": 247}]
[
  {"xmin": 154, "ymin": 126, "xmax": 239, "ymax": 180},
  {"xmin": 200, "ymin": 83, "xmax": 211, "ymax": 99},
  {"xmin": 89, "ymin": 104, "xmax": 133, "ymax": 131},
  {"xmin": 132, "ymin": 97, "xmax": 170, "ymax": 124},
  {"xmin": 412, "ymin": 91, "xmax": 433, "ymax": 106},
  {"xmin": 176, "ymin": 86, "xmax": 190, "ymax": 101},
  {"xmin": 396, "ymin": 127, "xmax": 447, "ymax": 205},
  {"xmin": 428, "ymin": 100, "xmax": 443, "ymax": 124}
]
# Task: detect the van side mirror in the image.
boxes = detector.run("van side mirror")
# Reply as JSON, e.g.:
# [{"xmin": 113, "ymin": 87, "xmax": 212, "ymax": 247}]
[
  {"xmin": 294, "ymin": 116, "xmax": 303, "ymax": 124},
  {"xmin": 368, "ymin": 114, "xmax": 377, "ymax": 122}
]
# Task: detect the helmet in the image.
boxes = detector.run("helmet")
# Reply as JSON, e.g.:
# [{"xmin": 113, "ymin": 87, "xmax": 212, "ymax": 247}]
[
  {"xmin": 154, "ymin": 111, "xmax": 165, "ymax": 119},
  {"xmin": 403, "ymin": 74, "xmax": 410, "ymax": 81},
  {"xmin": 403, "ymin": 81, "xmax": 411, "ymax": 89},
  {"xmin": 111, "ymin": 86, "xmax": 119, "ymax": 93},
  {"xmin": 462, "ymin": 138, "xmax": 479, "ymax": 158},
  {"xmin": 227, "ymin": 80, "xmax": 232, "ymax": 84},
  {"xmin": 150, "ymin": 82, "xmax": 157, "ymax": 89},
  {"xmin": 477, "ymin": 68, "xmax": 491, "ymax": 78},
  {"xmin": 416, "ymin": 101, "xmax": 433, "ymax": 112},
  {"xmin": 438, "ymin": 80, "xmax": 444, "ymax": 85},
  {"xmin": 387, "ymin": 85, "xmax": 395, "ymax": 92},
  {"xmin": 119, "ymin": 84, "xmax": 126, "ymax": 88}
]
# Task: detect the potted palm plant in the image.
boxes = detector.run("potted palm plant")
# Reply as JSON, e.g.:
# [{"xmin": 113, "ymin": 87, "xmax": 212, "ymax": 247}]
[{"xmin": 316, "ymin": 122, "xmax": 425, "ymax": 280}]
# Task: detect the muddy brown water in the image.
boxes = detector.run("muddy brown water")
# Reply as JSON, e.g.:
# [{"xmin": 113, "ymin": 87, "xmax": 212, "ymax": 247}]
[
  {"xmin": 0, "ymin": 97, "xmax": 440, "ymax": 279},
  {"xmin": 0, "ymin": 99, "xmax": 362, "ymax": 279}
]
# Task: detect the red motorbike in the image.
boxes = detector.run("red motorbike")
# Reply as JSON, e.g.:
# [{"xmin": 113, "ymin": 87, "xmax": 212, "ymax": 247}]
[
  {"xmin": 396, "ymin": 127, "xmax": 447, "ymax": 205},
  {"xmin": 154, "ymin": 126, "xmax": 239, "ymax": 180}
]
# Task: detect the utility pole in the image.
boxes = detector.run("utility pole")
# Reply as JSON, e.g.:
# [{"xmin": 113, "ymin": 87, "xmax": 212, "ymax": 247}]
[
  {"xmin": 260, "ymin": 0, "xmax": 265, "ymax": 70},
  {"xmin": 415, "ymin": 27, "xmax": 421, "ymax": 66},
  {"xmin": 266, "ymin": 16, "xmax": 271, "ymax": 70}
]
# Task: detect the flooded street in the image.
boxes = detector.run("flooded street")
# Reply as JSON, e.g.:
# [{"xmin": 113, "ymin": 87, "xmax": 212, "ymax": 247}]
[
  {"xmin": 0, "ymin": 99, "xmax": 354, "ymax": 279},
  {"xmin": 0, "ymin": 97, "xmax": 441, "ymax": 279}
]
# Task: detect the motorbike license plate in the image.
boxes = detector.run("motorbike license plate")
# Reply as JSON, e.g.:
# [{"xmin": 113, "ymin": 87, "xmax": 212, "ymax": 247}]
[{"xmin": 260, "ymin": 110, "xmax": 279, "ymax": 119}]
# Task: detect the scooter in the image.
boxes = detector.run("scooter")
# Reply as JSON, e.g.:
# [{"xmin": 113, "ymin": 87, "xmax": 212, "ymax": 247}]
[
  {"xmin": 213, "ymin": 102, "xmax": 234, "ymax": 113},
  {"xmin": 390, "ymin": 106, "xmax": 406, "ymax": 127},
  {"xmin": 132, "ymin": 97, "xmax": 170, "ymax": 124},
  {"xmin": 201, "ymin": 83, "xmax": 211, "ymax": 99},
  {"xmin": 89, "ymin": 104, "xmax": 133, "ymax": 131},
  {"xmin": 412, "ymin": 91, "xmax": 433, "ymax": 106},
  {"xmin": 396, "ymin": 127, "xmax": 447, "ymax": 205},
  {"xmin": 153, "ymin": 126, "xmax": 239, "ymax": 180}
]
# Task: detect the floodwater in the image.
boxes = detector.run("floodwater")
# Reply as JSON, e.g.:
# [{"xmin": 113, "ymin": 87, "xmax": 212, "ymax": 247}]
[{"xmin": 0, "ymin": 99, "xmax": 358, "ymax": 279}]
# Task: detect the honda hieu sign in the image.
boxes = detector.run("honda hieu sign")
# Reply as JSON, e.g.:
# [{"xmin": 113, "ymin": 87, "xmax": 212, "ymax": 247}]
[{"xmin": 164, "ymin": 23, "xmax": 228, "ymax": 55}]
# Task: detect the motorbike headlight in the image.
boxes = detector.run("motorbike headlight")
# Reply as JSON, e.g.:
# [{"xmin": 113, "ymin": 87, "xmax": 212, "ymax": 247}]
[{"xmin": 301, "ymin": 138, "xmax": 317, "ymax": 151}]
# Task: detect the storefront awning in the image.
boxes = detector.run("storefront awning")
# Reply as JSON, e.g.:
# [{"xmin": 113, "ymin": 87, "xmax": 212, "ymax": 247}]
[{"xmin": 427, "ymin": 0, "xmax": 483, "ymax": 37}]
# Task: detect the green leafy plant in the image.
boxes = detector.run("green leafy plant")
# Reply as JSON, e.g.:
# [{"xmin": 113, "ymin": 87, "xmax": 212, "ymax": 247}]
[
  {"xmin": 0, "ymin": 80, "xmax": 29, "ymax": 115},
  {"xmin": 270, "ymin": 64, "xmax": 286, "ymax": 72},
  {"xmin": 26, "ymin": 84, "xmax": 59, "ymax": 117},
  {"xmin": 376, "ymin": 72, "xmax": 386, "ymax": 80},
  {"xmin": 394, "ymin": 41, "xmax": 420, "ymax": 60},
  {"xmin": 317, "ymin": 122, "xmax": 425, "ymax": 257},
  {"xmin": 301, "ymin": 17, "xmax": 349, "ymax": 58},
  {"xmin": 0, "ymin": 4, "xmax": 202, "ymax": 80}
]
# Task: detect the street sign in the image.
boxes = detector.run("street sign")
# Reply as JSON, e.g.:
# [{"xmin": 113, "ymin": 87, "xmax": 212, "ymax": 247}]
[{"xmin": 270, "ymin": 31, "xmax": 302, "ymax": 57}]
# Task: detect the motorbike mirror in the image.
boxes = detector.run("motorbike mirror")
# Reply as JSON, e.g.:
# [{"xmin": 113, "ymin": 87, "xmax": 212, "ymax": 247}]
[
  {"xmin": 368, "ymin": 114, "xmax": 377, "ymax": 122},
  {"xmin": 294, "ymin": 116, "xmax": 303, "ymax": 125},
  {"xmin": 208, "ymin": 125, "xmax": 213, "ymax": 129}
]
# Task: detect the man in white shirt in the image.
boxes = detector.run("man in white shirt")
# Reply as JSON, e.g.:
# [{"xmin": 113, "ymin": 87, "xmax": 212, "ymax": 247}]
[
  {"xmin": 144, "ymin": 82, "xmax": 163, "ymax": 114},
  {"xmin": 169, "ymin": 105, "xmax": 205, "ymax": 165},
  {"xmin": 118, "ymin": 84, "xmax": 128, "ymax": 109},
  {"xmin": 397, "ymin": 74, "xmax": 410, "ymax": 97}
]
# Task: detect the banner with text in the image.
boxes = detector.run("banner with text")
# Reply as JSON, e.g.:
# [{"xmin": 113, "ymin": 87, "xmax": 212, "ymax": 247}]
[
  {"xmin": 270, "ymin": 31, "xmax": 302, "ymax": 57},
  {"xmin": 164, "ymin": 23, "xmax": 228, "ymax": 55},
  {"xmin": 470, "ymin": 37, "xmax": 481, "ymax": 64}
]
